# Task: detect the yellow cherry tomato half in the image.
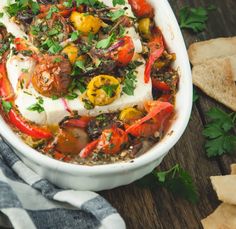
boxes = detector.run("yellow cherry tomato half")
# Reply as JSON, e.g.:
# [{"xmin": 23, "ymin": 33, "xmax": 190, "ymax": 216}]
[
  {"xmin": 87, "ymin": 75, "xmax": 121, "ymax": 106},
  {"xmin": 70, "ymin": 12, "xmax": 102, "ymax": 35},
  {"xmin": 119, "ymin": 107, "xmax": 143, "ymax": 123},
  {"xmin": 62, "ymin": 44, "xmax": 78, "ymax": 64}
]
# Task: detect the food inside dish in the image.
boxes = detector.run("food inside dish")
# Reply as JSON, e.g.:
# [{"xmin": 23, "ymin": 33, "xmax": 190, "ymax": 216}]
[{"xmin": 0, "ymin": 0, "xmax": 179, "ymax": 165}]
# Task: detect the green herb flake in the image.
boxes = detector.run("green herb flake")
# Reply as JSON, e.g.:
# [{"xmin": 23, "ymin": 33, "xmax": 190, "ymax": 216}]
[
  {"xmin": 0, "ymin": 13, "xmax": 4, "ymax": 18},
  {"xmin": 74, "ymin": 60, "xmax": 86, "ymax": 71},
  {"xmin": 51, "ymin": 95, "xmax": 59, "ymax": 100},
  {"xmin": 112, "ymin": 0, "xmax": 125, "ymax": 6},
  {"xmin": 27, "ymin": 97, "xmax": 45, "ymax": 113},
  {"xmin": 21, "ymin": 68, "xmax": 29, "ymax": 73},
  {"xmin": 122, "ymin": 70, "xmax": 137, "ymax": 96},
  {"xmin": 53, "ymin": 57, "xmax": 62, "ymax": 63},
  {"xmin": 203, "ymin": 108, "xmax": 236, "ymax": 157},
  {"xmin": 70, "ymin": 31, "xmax": 80, "ymax": 41},
  {"xmin": 27, "ymin": 103, "xmax": 45, "ymax": 113},
  {"xmin": 1, "ymin": 100, "xmax": 12, "ymax": 113},
  {"xmin": 46, "ymin": 6, "xmax": 59, "ymax": 19},
  {"xmin": 63, "ymin": 0, "xmax": 73, "ymax": 8},
  {"xmin": 101, "ymin": 84, "xmax": 118, "ymax": 97},
  {"xmin": 65, "ymin": 92, "xmax": 78, "ymax": 100},
  {"xmin": 108, "ymin": 9, "xmax": 125, "ymax": 21},
  {"xmin": 106, "ymin": 132, "xmax": 113, "ymax": 142},
  {"xmin": 96, "ymin": 33, "xmax": 116, "ymax": 49}
]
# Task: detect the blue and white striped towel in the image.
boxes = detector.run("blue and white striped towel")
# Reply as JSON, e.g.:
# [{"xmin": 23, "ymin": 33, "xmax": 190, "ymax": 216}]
[{"xmin": 0, "ymin": 138, "xmax": 126, "ymax": 229}]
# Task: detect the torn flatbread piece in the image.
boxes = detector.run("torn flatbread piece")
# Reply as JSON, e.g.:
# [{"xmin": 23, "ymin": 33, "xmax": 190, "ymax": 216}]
[
  {"xmin": 192, "ymin": 55, "xmax": 236, "ymax": 111},
  {"xmin": 188, "ymin": 37, "xmax": 236, "ymax": 65},
  {"xmin": 201, "ymin": 203, "xmax": 236, "ymax": 229},
  {"xmin": 231, "ymin": 164, "xmax": 236, "ymax": 175},
  {"xmin": 210, "ymin": 175, "xmax": 236, "ymax": 205}
]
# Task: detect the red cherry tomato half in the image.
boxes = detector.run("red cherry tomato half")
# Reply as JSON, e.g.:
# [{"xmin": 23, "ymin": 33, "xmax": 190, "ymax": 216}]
[
  {"xmin": 111, "ymin": 36, "xmax": 135, "ymax": 66},
  {"xmin": 152, "ymin": 78, "xmax": 171, "ymax": 91},
  {"xmin": 128, "ymin": 0, "xmax": 154, "ymax": 18}
]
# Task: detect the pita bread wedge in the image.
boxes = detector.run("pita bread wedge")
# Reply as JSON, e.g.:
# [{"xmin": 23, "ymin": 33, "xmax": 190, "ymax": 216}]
[
  {"xmin": 231, "ymin": 164, "xmax": 236, "ymax": 175},
  {"xmin": 188, "ymin": 37, "xmax": 236, "ymax": 65},
  {"xmin": 192, "ymin": 55, "xmax": 236, "ymax": 111},
  {"xmin": 201, "ymin": 203, "xmax": 236, "ymax": 229},
  {"xmin": 210, "ymin": 175, "xmax": 236, "ymax": 205}
]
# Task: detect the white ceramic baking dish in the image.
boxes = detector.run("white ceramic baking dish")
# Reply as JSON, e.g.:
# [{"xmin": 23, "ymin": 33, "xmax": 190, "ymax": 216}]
[{"xmin": 0, "ymin": 0, "xmax": 192, "ymax": 191}]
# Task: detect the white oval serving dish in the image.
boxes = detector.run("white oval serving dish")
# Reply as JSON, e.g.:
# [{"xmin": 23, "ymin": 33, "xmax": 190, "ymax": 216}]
[{"xmin": 0, "ymin": 0, "xmax": 192, "ymax": 191}]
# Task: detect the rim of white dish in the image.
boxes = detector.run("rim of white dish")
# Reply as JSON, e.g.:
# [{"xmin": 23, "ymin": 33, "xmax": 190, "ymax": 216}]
[{"xmin": 0, "ymin": 0, "xmax": 193, "ymax": 175}]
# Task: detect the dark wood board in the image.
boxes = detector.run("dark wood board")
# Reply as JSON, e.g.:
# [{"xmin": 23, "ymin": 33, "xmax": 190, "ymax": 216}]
[{"xmin": 100, "ymin": 0, "xmax": 236, "ymax": 228}]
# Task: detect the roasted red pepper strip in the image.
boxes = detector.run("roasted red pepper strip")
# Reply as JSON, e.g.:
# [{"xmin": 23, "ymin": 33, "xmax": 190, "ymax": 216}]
[
  {"xmin": 126, "ymin": 101, "xmax": 174, "ymax": 137},
  {"xmin": 8, "ymin": 109, "xmax": 52, "ymax": 139},
  {"xmin": 152, "ymin": 78, "xmax": 171, "ymax": 91},
  {"xmin": 63, "ymin": 116, "xmax": 92, "ymax": 128},
  {"xmin": 128, "ymin": 0, "xmax": 154, "ymax": 18},
  {"xmin": 0, "ymin": 62, "xmax": 14, "ymax": 99},
  {"xmin": 144, "ymin": 33, "xmax": 165, "ymax": 84},
  {"xmin": 0, "ymin": 62, "xmax": 52, "ymax": 139},
  {"xmin": 80, "ymin": 139, "xmax": 99, "ymax": 158}
]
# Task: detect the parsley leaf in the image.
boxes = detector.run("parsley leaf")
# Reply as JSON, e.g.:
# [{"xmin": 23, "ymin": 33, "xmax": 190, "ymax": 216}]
[
  {"xmin": 1, "ymin": 100, "xmax": 12, "ymax": 113},
  {"xmin": 203, "ymin": 108, "xmax": 236, "ymax": 157},
  {"xmin": 70, "ymin": 31, "xmax": 80, "ymax": 41},
  {"xmin": 101, "ymin": 84, "xmax": 119, "ymax": 97},
  {"xmin": 122, "ymin": 70, "xmax": 137, "ymax": 96},
  {"xmin": 27, "ymin": 97, "xmax": 44, "ymax": 113},
  {"xmin": 27, "ymin": 103, "xmax": 44, "ymax": 113},
  {"xmin": 46, "ymin": 6, "xmax": 59, "ymax": 19},
  {"xmin": 179, "ymin": 6, "xmax": 215, "ymax": 33},
  {"xmin": 75, "ymin": 0, "xmax": 106, "ymax": 8},
  {"xmin": 112, "ymin": 0, "xmax": 125, "ymax": 6},
  {"xmin": 96, "ymin": 33, "xmax": 116, "ymax": 49},
  {"xmin": 137, "ymin": 164, "xmax": 198, "ymax": 204},
  {"xmin": 107, "ymin": 9, "xmax": 125, "ymax": 21}
]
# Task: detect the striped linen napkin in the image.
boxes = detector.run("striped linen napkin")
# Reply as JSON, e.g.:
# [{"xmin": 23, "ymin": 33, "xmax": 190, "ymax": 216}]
[{"xmin": 0, "ymin": 138, "xmax": 125, "ymax": 229}]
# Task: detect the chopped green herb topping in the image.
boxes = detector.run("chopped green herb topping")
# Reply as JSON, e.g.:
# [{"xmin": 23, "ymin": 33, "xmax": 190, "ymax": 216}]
[
  {"xmin": 1, "ymin": 100, "xmax": 12, "ymax": 113},
  {"xmin": 96, "ymin": 33, "xmax": 116, "ymax": 49},
  {"xmin": 70, "ymin": 31, "xmax": 80, "ymax": 41},
  {"xmin": 27, "ymin": 97, "xmax": 44, "ymax": 113},
  {"xmin": 101, "ymin": 84, "xmax": 119, "ymax": 97},
  {"xmin": 46, "ymin": 6, "xmax": 59, "ymax": 19},
  {"xmin": 122, "ymin": 70, "xmax": 137, "ymax": 96},
  {"xmin": 108, "ymin": 9, "xmax": 125, "ymax": 21},
  {"xmin": 112, "ymin": 0, "xmax": 125, "ymax": 6}
]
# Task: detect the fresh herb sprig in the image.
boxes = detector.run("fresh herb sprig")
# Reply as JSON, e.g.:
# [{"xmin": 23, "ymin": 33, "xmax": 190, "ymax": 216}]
[
  {"xmin": 179, "ymin": 5, "xmax": 216, "ymax": 33},
  {"xmin": 203, "ymin": 108, "xmax": 236, "ymax": 157},
  {"xmin": 137, "ymin": 164, "xmax": 198, "ymax": 204},
  {"xmin": 27, "ymin": 97, "xmax": 44, "ymax": 113}
]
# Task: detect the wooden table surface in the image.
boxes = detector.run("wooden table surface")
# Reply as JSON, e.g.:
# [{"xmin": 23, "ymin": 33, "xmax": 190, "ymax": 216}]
[{"xmin": 100, "ymin": 0, "xmax": 236, "ymax": 228}]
